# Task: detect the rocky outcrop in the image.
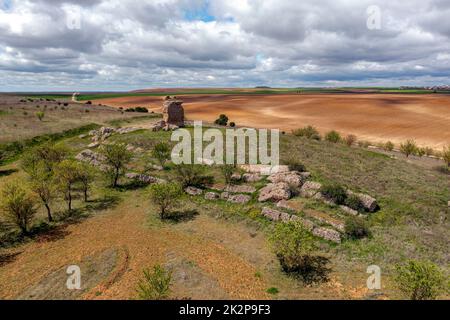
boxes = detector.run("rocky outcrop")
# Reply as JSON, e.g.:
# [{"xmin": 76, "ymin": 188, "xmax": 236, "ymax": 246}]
[
  {"xmin": 205, "ymin": 192, "xmax": 220, "ymax": 200},
  {"xmin": 347, "ymin": 190, "xmax": 378, "ymax": 213},
  {"xmin": 185, "ymin": 186, "xmax": 203, "ymax": 196},
  {"xmin": 227, "ymin": 194, "xmax": 252, "ymax": 204},
  {"xmin": 125, "ymin": 173, "xmax": 164, "ymax": 185},
  {"xmin": 224, "ymin": 184, "xmax": 257, "ymax": 194},
  {"xmin": 312, "ymin": 227, "xmax": 342, "ymax": 244},
  {"xmin": 258, "ymin": 182, "xmax": 291, "ymax": 202},
  {"xmin": 242, "ymin": 173, "xmax": 263, "ymax": 183},
  {"xmin": 267, "ymin": 171, "xmax": 309, "ymax": 188},
  {"xmin": 76, "ymin": 149, "xmax": 105, "ymax": 166},
  {"xmin": 339, "ymin": 205, "xmax": 359, "ymax": 216},
  {"xmin": 299, "ymin": 181, "xmax": 322, "ymax": 198},
  {"xmin": 261, "ymin": 207, "xmax": 291, "ymax": 222},
  {"xmin": 239, "ymin": 165, "xmax": 289, "ymax": 176},
  {"xmin": 304, "ymin": 210, "xmax": 345, "ymax": 232}
]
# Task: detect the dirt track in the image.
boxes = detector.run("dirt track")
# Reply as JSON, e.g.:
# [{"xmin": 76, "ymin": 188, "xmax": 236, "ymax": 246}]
[{"xmin": 97, "ymin": 94, "xmax": 450, "ymax": 149}]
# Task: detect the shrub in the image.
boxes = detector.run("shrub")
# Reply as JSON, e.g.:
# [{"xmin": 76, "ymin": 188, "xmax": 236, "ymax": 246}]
[
  {"xmin": 325, "ymin": 130, "xmax": 341, "ymax": 143},
  {"xmin": 149, "ymin": 182, "xmax": 182, "ymax": 219},
  {"xmin": 344, "ymin": 134, "xmax": 357, "ymax": 147},
  {"xmin": 384, "ymin": 141, "xmax": 395, "ymax": 151},
  {"xmin": 269, "ymin": 221, "xmax": 329, "ymax": 284},
  {"xmin": 344, "ymin": 194, "xmax": 365, "ymax": 212},
  {"xmin": 266, "ymin": 287, "xmax": 279, "ymax": 295},
  {"xmin": 63, "ymin": 103, "xmax": 69, "ymax": 107},
  {"xmin": 152, "ymin": 142, "xmax": 171, "ymax": 167},
  {"xmin": 174, "ymin": 164, "xmax": 209, "ymax": 188},
  {"xmin": 229, "ymin": 122, "xmax": 236, "ymax": 128},
  {"xmin": 292, "ymin": 126, "xmax": 321, "ymax": 140},
  {"xmin": 86, "ymin": 101, "xmax": 92, "ymax": 105},
  {"xmin": 214, "ymin": 114, "xmax": 229, "ymax": 126},
  {"xmin": 400, "ymin": 139, "xmax": 418, "ymax": 158},
  {"xmin": 136, "ymin": 265, "xmax": 172, "ymax": 300},
  {"xmin": 417, "ymin": 147, "xmax": 426, "ymax": 157},
  {"xmin": 320, "ymin": 183, "xmax": 347, "ymax": 205},
  {"xmin": 394, "ymin": 260, "xmax": 446, "ymax": 300},
  {"xmin": 442, "ymin": 145, "xmax": 450, "ymax": 168},
  {"xmin": 424, "ymin": 147, "xmax": 434, "ymax": 157},
  {"xmin": 100, "ymin": 143, "xmax": 133, "ymax": 188},
  {"xmin": 0, "ymin": 180, "xmax": 37, "ymax": 235},
  {"xmin": 344, "ymin": 216, "xmax": 371, "ymax": 240},
  {"xmin": 134, "ymin": 107, "xmax": 149, "ymax": 113},
  {"xmin": 220, "ymin": 164, "xmax": 235, "ymax": 185},
  {"xmin": 36, "ymin": 111, "xmax": 45, "ymax": 121},
  {"xmin": 284, "ymin": 157, "xmax": 306, "ymax": 172},
  {"xmin": 358, "ymin": 140, "xmax": 370, "ymax": 148}
]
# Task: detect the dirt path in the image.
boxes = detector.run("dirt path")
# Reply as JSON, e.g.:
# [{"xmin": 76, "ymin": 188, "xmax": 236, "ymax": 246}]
[
  {"xmin": 96, "ymin": 94, "xmax": 450, "ymax": 149},
  {"xmin": 0, "ymin": 193, "xmax": 269, "ymax": 300}
]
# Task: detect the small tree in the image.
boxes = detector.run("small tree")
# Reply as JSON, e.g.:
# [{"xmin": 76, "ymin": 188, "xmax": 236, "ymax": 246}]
[
  {"xmin": 325, "ymin": 130, "xmax": 342, "ymax": 143},
  {"xmin": 214, "ymin": 114, "xmax": 229, "ymax": 126},
  {"xmin": 220, "ymin": 164, "xmax": 235, "ymax": 185},
  {"xmin": 149, "ymin": 183, "xmax": 182, "ymax": 219},
  {"xmin": 394, "ymin": 260, "xmax": 446, "ymax": 300},
  {"xmin": 384, "ymin": 141, "xmax": 395, "ymax": 152},
  {"xmin": 0, "ymin": 180, "xmax": 37, "ymax": 235},
  {"xmin": 21, "ymin": 143, "xmax": 68, "ymax": 174},
  {"xmin": 36, "ymin": 111, "xmax": 45, "ymax": 121},
  {"xmin": 29, "ymin": 165, "xmax": 57, "ymax": 222},
  {"xmin": 100, "ymin": 143, "xmax": 133, "ymax": 188},
  {"xmin": 76, "ymin": 163, "xmax": 95, "ymax": 202},
  {"xmin": 54, "ymin": 160, "xmax": 81, "ymax": 212},
  {"xmin": 400, "ymin": 139, "xmax": 418, "ymax": 158},
  {"xmin": 152, "ymin": 142, "xmax": 171, "ymax": 167},
  {"xmin": 442, "ymin": 145, "xmax": 450, "ymax": 168},
  {"xmin": 136, "ymin": 265, "xmax": 172, "ymax": 300},
  {"xmin": 344, "ymin": 134, "xmax": 357, "ymax": 147}
]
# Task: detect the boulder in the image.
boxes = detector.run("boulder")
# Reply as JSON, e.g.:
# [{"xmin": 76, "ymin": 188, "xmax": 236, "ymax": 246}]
[
  {"xmin": 239, "ymin": 165, "xmax": 290, "ymax": 176},
  {"xmin": 231, "ymin": 173, "xmax": 242, "ymax": 182},
  {"xmin": 313, "ymin": 227, "xmax": 342, "ymax": 244},
  {"xmin": 185, "ymin": 187, "xmax": 203, "ymax": 196},
  {"xmin": 299, "ymin": 181, "xmax": 322, "ymax": 198},
  {"xmin": 88, "ymin": 142, "xmax": 100, "ymax": 149},
  {"xmin": 339, "ymin": 205, "xmax": 359, "ymax": 216},
  {"xmin": 258, "ymin": 182, "xmax": 291, "ymax": 202},
  {"xmin": 75, "ymin": 149, "xmax": 105, "ymax": 165},
  {"xmin": 152, "ymin": 120, "xmax": 166, "ymax": 132},
  {"xmin": 220, "ymin": 192, "xmax": 230, "ymax": 200},
  {"xmin": 224, "ymin": 184, "xmax": 257, "ymax": 194},
  {"xmin": 357, "ymin": 193, "xmax": 378, "ymax": 213},
  {"xmin": 205, "ymin": 192, "xmax": 220, "ymax": 200},
  {"xmin": 261, "ymin": 207, "xmax": 282, "ymax": 222},
  {"xmin": 242, "ymin": 173, "xmax": 263, "ymax": 183},
  {"xmin": 267, "ymin": 171, "xmax": 308, "ymax": 188},
  {"xmin": 227, "ymin": 194, "xmax": 252, "ymax": 204}
]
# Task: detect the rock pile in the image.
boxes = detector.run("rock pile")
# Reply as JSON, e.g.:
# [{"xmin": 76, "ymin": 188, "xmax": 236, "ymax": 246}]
[{"xmin": 125, "ymin": 173, "xmax": 165, "ymax": 185}]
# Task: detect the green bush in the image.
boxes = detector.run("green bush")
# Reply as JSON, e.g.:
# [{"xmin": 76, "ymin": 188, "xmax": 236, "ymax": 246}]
[
  {"xmin": 149, "ymin": 182, "xmax": 182, "ymax": 219},
  {"xmin": 344, "ymin": 216, "xmax": 371, "ymax": 240},
  {"xmin": 269, "ymin": 221, "xmax": 330, "ymax": 283},
  {"xmin": 344, "ymin": 194, "xmax": 365, "ymax": 212},
  {"xmin": 324, "ymin": 131, "xmax": 341, "ymax": 143},
  {"xmin": 220, "ymin": 164, "xmax": 235, "ymax": 184},
  {"xmin": 320, "ymin": 183, "xmax": 347, "ymax": 205},
  {"xmin": 284, "ymin": 158, "xmax": 306, "ymax": 172},
  {"xmin": 136, "ymin": 265, "xmax": 172, "ymax": 300},
  {"xmin": 384, "ymin": 141, "xmax": 395, "ymax": 151},
  {"xmin": 292, "ymin": 126, "xmax": 321, "ymax": 140},
  {"xmin": 229, "ymin": 122, "xmax": 236, "ymax": 128},
  {"xmin": 174, "ymin": 164, "xmax": 210, "ymax": 188},
  {"xmin": 394, "ymin": 260, "xmax": 446, "ymax": 300},
  {"xmin": 152, "ymin": 142, "xmax": 171, "ymax": 167},
  {"xmin": 214, "ymin": 114, "xmax": 229, "ymax": 126},
  {"xmin": 442, "ymin": 145, "xmax": 450, "ymax": 168}
]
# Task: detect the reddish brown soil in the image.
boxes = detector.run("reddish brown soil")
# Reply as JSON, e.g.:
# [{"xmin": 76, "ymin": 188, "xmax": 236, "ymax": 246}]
[{"xmin": 97, "ymin": 94, "xmax": 450, "ymax": 149}]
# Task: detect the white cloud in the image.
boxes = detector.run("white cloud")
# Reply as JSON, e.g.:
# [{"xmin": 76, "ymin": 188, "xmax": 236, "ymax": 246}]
[{"xmin": 0, "ymin": 0, "xmax": 450, "ymax": 90}]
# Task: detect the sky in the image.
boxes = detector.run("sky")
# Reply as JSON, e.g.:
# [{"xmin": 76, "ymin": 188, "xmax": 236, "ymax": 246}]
[{"xmin": 1, "ymin": 0, "xmax": 450, "ymax": 91}]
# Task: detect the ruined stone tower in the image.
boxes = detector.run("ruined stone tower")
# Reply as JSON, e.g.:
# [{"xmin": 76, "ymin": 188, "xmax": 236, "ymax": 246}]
[{"xmin": 162, "ymin": 97, "xmax": 185, "ymax": 127}]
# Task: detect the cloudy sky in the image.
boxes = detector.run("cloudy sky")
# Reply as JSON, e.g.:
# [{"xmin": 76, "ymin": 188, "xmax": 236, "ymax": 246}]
[{"xmin": 1, "ymin": 0, "xmax": 450, "ymax": 91}]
